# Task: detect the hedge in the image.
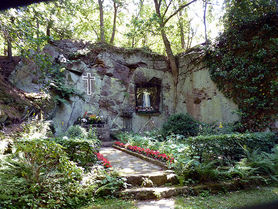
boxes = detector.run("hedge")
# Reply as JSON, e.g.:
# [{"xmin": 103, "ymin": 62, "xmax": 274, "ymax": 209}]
[
  {"xmin": 184, "ymin": 132, "xmax": 277, "ymax": 162},
  {"xmin": 51, "ymin": 138, "xmax": 101, "ymax": 168}
]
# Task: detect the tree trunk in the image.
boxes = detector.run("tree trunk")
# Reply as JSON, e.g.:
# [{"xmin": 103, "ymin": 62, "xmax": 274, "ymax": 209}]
[
  {"xmin": 203, "ymin": 0, "xmax": 208, "ymax": 43},
  {"xmin": 178, "ymin": 14, "xmax": 185, "ymax": 49},
  {"xmin": 187, "ymin": 31, "xmax": 193, "ymax": 49},
  {"xmin": 131, "ymin": 37, "xmax": 135, "ymax": 48},
  {"xmin": 142, "ymin": 34, "xmax": 147, "ymax": 47},
  {"xmin": 7, "ymin": 38, "xmax": 12, "ymax": 60},
  {"xmin": 160, "ymin": 27, "xmax": 179, "ymax": 112},
  {"xmin": 46, "ymin": 20, "xmax": 53, "ymax": 37},
  {"xmin": 98, "ymin": 0, "xmax": 105, "ymax": 42},
  {"xmin": 110, "ymin": 1, "xmax": 118, "ymax": 44},
  {"xmin": 153, "ymin": 0, "xmax": 179, "ymax": 112},
  {"xmin": 7, "ymin": 17, "xmax": 14, "ymax": 60},
  {"xmin": 36, "ymin": 17, "xmax": 40, "ymax": 52}
]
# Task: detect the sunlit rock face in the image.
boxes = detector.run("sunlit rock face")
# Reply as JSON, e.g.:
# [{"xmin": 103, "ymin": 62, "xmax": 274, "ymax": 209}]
[
  {"xmin": 177, "ymin": 51, "xmax": 239, "ymax": 124},
  {"xmin": 9, "ymin": 40, "xmax": 239, "ymax": 135}
]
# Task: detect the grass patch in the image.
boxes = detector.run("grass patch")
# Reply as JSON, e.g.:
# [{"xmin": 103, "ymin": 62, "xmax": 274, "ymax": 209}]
[
  {"xmin": 82, "ymin": 198, "xmax": 136, "ymax": 209},
  {"xmin": 175, "ymin": 187, "xmax": 278, "ymax": 209}
]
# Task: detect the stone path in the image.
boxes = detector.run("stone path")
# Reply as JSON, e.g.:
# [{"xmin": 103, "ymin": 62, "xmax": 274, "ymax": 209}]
[
  {"xmin": 100, "ymin": 147, "xmax": 164, "ymax": 176},
  {"xmin": 136, "ymin": 199, "xmax": 175, "ymax": 209},
  {"xmin": 100, "ymin": 147, "xmax": 178, "ymax": 208}
]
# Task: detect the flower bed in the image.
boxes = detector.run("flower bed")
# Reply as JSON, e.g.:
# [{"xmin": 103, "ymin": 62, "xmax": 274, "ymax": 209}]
[
  {"xmin": 95, "ymin": 153, "xmax": 112, "ymax": 168},
  {"xmin": 114, "ymin": 141, "xmax": 174, "ymax": 163}
]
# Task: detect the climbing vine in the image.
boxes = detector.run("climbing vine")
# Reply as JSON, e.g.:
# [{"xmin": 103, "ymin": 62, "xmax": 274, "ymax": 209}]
[{"xmin": 206, "ymin": 13, "xmax": 278, "ymax": 131}]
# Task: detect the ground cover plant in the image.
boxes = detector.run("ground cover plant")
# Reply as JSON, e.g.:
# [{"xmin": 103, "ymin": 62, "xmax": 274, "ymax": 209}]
[
  {"xmin": 0, "ymin": 122, "xmax": 123, "ymax": 208},
  {"xmin": 116, "ymin": 131, "xmax": 278, "ymax": 186},
  {"xmin": 52, "ymin": 137, "xmax": 101, "ymax": 169},
  {"xmin": 175, "ymin": 186, "xmax": 278, "ymax": 209}
]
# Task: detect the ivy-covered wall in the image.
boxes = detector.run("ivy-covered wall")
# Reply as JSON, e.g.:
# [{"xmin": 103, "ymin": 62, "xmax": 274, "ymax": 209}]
[{"xmin": 206, "ymin": 13, "xmax": 278, "ymax": 131}]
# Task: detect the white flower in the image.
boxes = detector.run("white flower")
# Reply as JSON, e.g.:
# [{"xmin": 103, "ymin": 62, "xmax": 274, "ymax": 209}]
[
  {"xmin": 63, "ymin": 136, "xmax": 68, "ymax": 140},
  {"xmin": 81, "ymin": 118, "xmax": 87, "ymax": 123}
]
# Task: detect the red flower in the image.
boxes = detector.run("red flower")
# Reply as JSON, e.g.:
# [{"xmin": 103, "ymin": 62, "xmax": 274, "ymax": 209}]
[
  {"xmin": 95, "ymin": 152, "xmax": 112, "ymax": 168},
  {"xmin": 114, "ymin": 142, "xmax": 174, "ymax": 164}
]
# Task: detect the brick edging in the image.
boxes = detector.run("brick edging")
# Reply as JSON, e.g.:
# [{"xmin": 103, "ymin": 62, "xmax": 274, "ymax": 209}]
[{"xmin": 112, "ymin": 144, "xmax": 169, "ymax": 170}]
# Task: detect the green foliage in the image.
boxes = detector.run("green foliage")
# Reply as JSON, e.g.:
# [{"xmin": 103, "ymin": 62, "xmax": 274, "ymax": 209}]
[
  {"xmin": 162, "ymin": 113, "xmax": 199, "ymax": 138},
  {"xmin": 224, "ymin": 0, "xmax": 276, "ymax": 27},
  {"xmin": 52, "ymin": 137, "xmax": 101, "ymax": 169},
  {"xmin": 117, "ymin": 131, "xmax": 278, "ymax": 185},
  {"xmin": 94, "ymin": 170, "xmax": 126, "ymax": 198},
  {"xmin": 174, "ymin": 160, "xmax": 227, "ymax": 184},
  {"xmin": 236, "ymin": 146, "xmax": 278, "ymax": 178},
  {"xmin": 82, "ymin": 198, "xmax": 135, "ymax": 209},
  {"xmin": 0, "ymin": 138, "xmax": 124, "ymax": 208},
  {"xmin": 206, "ymin": 2, "xmax": 278, "ymax": 130},
  {"xmin": 198, "ymin": 122, "xmax": 237, "ymax": 136},
  {"xmin": 48, "ymin": 64, "xmax": 83, "ymax": 105},
  {"xmin": 66, "ymin": 125, "xmax": 88, "ymax": 139},
  {"xmin": 21, "ymin": 119, "xmax": 54, "ymax": 139},
  {"xmin": 185, "ymin": 132, "xmax": 277, "ymax": 163},
  {"xmin": 175, "ymin": 187, "xmax": 278, "ymax": 209},
  {"xmin": 0, "ymin": 139, "xmax": 94, "ymax": 209}
]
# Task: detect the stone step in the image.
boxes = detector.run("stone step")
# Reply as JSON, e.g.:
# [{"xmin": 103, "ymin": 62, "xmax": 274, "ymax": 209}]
[
  {"xmin": 101, "ymin": 141, "xmax": 115, "ymax": 147},
  {"xmin": 120, "ymin": 186, "xmax": 189, "ymax": 200},
  {"xmin": 125, "ymin": 171, "xmax": 179, "ymax": 187}
]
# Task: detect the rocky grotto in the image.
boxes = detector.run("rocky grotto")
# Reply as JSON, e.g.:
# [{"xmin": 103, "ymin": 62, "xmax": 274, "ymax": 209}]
[{"xmin": 8, "ymin": 39, "xmax": 239, "ymax": 135}]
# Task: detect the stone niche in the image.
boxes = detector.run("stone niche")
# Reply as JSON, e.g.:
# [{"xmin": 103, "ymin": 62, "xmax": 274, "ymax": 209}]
[
  {"xmin": 135, "ymin": 77, "xmax": 162, "ymax": 115},
  {"xmin": 9, "ymin": 40, "xmax": 240, "ymax": 135}
]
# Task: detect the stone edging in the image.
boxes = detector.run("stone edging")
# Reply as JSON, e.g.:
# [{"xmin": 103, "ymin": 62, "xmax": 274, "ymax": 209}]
[
  {"xmin": 119, "ymin": 179, "xmax": 269, "ymax": 200},
  {"xmin": 112, "ymin": 144, "xmax": 169, "ymax": 169}
]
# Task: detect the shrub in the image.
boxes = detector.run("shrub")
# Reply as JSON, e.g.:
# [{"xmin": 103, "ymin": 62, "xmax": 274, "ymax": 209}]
[
  {"xmin": 94, "ymin": 170, "xmax": 126, "ymax": 197},
  {"xmin": 0, "ymin": 139, "xmax": 92, "ymax": 209},
  {"xmin": 198, "ymin": 122, "xmax": 238, "ymax": 136},
  {"xmin": 162, "ymin": 113, "xmax": 199, "ymax": 138},
  {"xmin": 66, "ymin": 125, "xmax": 87, "ymax": 138},
  {"xmin": 185, "ymin": 132, "xmax": 278, "ymax": 163},
  {"xmin": 52, "ymin": 137, "xmax": 101, "ymax": 169}
]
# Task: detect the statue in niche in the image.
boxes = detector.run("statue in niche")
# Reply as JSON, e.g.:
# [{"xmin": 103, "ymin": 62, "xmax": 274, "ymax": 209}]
[
  {"xmin": 142, "ymin": 91, "xmax": 151, "ymax": 108},
  {"xmin": 135, "ymin": 85, "xmax": 160, "ymax": 113}
]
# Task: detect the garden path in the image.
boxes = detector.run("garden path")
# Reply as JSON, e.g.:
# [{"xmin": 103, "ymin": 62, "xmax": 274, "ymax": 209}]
[
  {"xmin": 99, "ymin": 147, "xmax": 164, "ymax": 176},
  {"xmin": 136, "ymin": 199, "xmax": 175, "ymax": 209},
  {"xmin": 100, "ymin": 147, "xmax": 176, "ymax": 208}
]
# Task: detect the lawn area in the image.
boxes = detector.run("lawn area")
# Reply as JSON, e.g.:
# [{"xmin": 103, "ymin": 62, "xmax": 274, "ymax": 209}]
[
  {"xmin": 83, "ymin": 187, "xmax": 278, "ymax": 209},
  {"xmin": 175, "ymin": 187, "xmax": 278, "ymax": 209},
  {"xmin": 82, "ymin": 199, "xmax": 136, "ymax": 209}
]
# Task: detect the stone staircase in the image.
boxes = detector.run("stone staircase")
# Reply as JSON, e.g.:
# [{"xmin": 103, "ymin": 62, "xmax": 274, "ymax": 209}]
[
  {"xmin": 100, "ymin": 147, "xmax": 186, "ymax": 200},
  {"xmin": 119, "ymin": 170, "xmax": 185, "ymax": 200}
]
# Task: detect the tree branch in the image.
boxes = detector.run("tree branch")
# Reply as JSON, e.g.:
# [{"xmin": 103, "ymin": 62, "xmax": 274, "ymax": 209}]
[
  {"xmin": 154, "ymin": 0, "xmax": 162, "ymax": 17},
  {"xmin": 163, "ymin": 0, "xmax": 197, "ymax": 26},
  {"xmin": 158, "ymin": 0, "xmax": 163, "ymax": 11},
  {"xmin": 162, "ymin": 0, "xmax": 173, "ymax": 19}
]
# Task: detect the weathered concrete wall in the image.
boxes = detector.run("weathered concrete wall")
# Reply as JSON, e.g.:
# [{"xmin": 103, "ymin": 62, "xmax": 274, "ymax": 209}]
[
  {"xmin": 176, "ymin": 50, "xmax": 239, "ymax": 124},
  {"xmin": 9, "ymin": 40, "xmax": 239, "ymax": 135}
]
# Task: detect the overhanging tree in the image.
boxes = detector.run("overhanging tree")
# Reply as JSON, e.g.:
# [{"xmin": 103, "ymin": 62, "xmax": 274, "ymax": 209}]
[{"xmin": 152, "ymin": 0, "xmax": 197, "ymax": 112}]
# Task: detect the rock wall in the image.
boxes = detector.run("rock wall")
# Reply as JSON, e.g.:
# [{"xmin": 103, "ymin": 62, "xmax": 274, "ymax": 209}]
[
  {"xmin": 176, "ymin": 50, "xmax": 239, "ymax": 124},
  {"xmin": 9, "ymin": 40, "xmax": 239, "ymax": 135}
]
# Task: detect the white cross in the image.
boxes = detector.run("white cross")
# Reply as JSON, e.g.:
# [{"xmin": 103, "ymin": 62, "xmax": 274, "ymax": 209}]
[{"xmin": 82, "ymin": 73, "xmax": 95, "ymax": 95}]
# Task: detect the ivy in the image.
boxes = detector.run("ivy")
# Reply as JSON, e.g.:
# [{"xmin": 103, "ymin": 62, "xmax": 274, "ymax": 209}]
[{"xmin": 206, "ymin": 13, "xmax": 278, "ymax": 131}]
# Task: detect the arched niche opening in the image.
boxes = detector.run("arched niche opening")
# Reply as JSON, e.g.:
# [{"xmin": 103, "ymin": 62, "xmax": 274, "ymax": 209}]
[{"xmin": 135, "ymin": 77, "xmax": 161, "ymax": 115}]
